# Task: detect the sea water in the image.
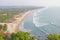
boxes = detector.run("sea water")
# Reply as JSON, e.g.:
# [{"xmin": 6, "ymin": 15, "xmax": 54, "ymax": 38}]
[{"xmin": 19, "ymin": 7, "xmax": 60, "ymax": 40}]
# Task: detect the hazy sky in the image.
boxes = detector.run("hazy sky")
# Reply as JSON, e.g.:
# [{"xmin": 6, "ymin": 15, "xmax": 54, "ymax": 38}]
[{"xmin": 0, "ymin": 0, "xmax": 60, "ymax": 7}]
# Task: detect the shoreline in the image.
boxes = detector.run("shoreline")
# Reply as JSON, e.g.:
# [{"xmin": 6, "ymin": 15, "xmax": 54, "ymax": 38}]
[
  {"xmin": 0, "ymin": 8, "xmax": 43, "ymax": 33},
  {"xmin": 6, "ymin": 10, "xmax": 34, "ymax": 33}
]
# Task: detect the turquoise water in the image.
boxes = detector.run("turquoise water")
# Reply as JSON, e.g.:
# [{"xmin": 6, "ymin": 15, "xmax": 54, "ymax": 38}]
[{"xmin": 19, "ymin": 7, "xmax": 60, "ymax": 40}]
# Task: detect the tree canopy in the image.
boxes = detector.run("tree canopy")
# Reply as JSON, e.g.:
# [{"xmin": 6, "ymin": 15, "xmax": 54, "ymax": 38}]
[{"xmin": 47, "ymin": 34, "xmax": 60, "ymax": 40}]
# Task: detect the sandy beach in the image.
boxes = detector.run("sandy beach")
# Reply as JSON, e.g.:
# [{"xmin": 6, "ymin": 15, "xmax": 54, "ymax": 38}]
[{"xmin": 7, "ymin": 10, "xmax": 33, "ymax": 33}]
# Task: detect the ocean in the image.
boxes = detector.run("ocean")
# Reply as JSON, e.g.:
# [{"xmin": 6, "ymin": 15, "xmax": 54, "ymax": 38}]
[{"xmin": 19, "ymin": 7, "xmax": 60, "ymax": 40}]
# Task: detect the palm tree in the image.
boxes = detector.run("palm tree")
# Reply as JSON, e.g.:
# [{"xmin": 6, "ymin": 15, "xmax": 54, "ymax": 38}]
[
  {"xmin": 0, "ymin": 32, "xmax": 4, "ymax": 40},
  {"xmin": 3, "ymin": 24, "xmax": 7, "ymax": 31},
  {"xmin": 10, "ymin": 33, "xmax": 16, "ymax": 40},
  {"xmin": 0, "ymin": 25, "xmax": 2, "ymax": 30},
  {"xmin": 24, "ymin": 32, "xmax": 30, "ymax": 40}
]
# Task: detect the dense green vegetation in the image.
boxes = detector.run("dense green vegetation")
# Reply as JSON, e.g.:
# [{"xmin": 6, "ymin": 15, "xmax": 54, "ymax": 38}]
[
  {"xmin": 0, "ymin": 24, "xmax": 37, "ymax": 40},
  {"xmin": 0, "ymin": 8, "xmax": 27, "ymax": 22},
  {"xmin": 0, "ymin": 31, "xmax": 37, "ymax": 40},
  {"xmin": 10, "ymin": 31, "xmax": 37, "ymax": 40},
  {"xmin": 0, "ymin": 6, "xmax": 42, "ymax": 23},
  {"xmin": 0, "ymin": 11, "xmax": 17, "ymax": 23},
  {"xmin": 47, "ymin": 34, "xmax": 60, "ymax": 40}
]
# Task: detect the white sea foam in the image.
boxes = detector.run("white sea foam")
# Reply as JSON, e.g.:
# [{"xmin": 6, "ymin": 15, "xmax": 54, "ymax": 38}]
[{"xmin": 33, "ymin": 8, "xmax": 48, "ymax": 27}]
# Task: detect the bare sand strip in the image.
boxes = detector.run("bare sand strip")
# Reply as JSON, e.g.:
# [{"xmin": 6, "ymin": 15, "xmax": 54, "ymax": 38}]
[
  {"xmin": 0, "ymin": 8, "xmax": 45, "ymax": 33},
  {"xmin": 7, "ymin": 10, "xmax": 34, "ymax": 33}
]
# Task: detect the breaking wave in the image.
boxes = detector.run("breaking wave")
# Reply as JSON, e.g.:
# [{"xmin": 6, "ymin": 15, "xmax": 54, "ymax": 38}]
[{"xmin": 33, "ymin": 8, "xmax": 48, "ymax": 27}]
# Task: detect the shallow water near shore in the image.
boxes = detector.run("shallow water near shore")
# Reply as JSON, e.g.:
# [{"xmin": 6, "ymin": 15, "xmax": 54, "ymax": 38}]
[{"xmin": 19, "ymin": 7, "xmax": 60, "ymax": 40}]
